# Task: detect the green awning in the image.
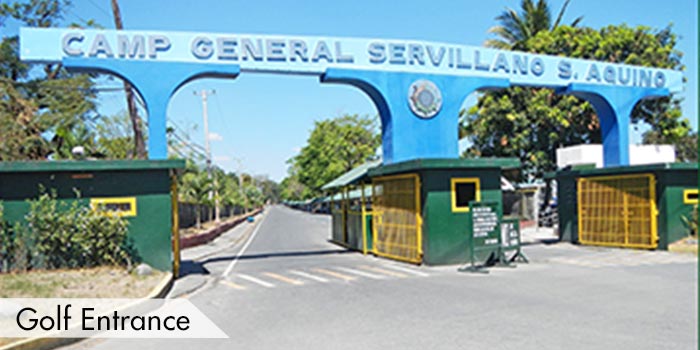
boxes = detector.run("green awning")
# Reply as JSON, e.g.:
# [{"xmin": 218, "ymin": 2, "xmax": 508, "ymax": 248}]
[
  {"xmin": 321, "ymin": 160, "xmax": 381, "ymax": 190},
  {"xmin": 368, "ymin": 158, "xmax": 520, "ymax": 177}
]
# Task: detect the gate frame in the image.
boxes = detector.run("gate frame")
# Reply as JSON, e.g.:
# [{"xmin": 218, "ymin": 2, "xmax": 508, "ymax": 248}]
[
  {"xmin": 371, "ymin": 173, "xmax": 423, "ymax": 264},
  {"xmin": 576, "ymin": 173, "xmax": 658, "ymax": 249}
]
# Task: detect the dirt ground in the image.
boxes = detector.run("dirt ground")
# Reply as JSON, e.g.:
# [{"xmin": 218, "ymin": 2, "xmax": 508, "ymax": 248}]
[{"xmin": 0, "ymin": 267, "xmax": 166, "ymax": 347}]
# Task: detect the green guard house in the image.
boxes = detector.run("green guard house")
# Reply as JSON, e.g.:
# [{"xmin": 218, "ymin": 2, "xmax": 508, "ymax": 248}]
[
  {"xmin": 325, "ymin": 158, "xmax": 520, "ymax": 265},
  {"xmin": 0, "ymin": 160, "xmax": 185, "ymax": 273},
  {"xmin": 554, "ymin": 163, "xmax": 697, "ymax": 250}
]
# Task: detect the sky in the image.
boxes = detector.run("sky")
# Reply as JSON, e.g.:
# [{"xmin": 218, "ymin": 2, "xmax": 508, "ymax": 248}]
[{"xmin": 2, "ymin": 0, "xmax": 697, "ymax": 181}]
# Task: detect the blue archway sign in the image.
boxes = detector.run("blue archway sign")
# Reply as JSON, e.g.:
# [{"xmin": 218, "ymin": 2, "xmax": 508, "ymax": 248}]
[{"xmin": 20, "ymin": 28, "xmax": 683, "ymax": 167}]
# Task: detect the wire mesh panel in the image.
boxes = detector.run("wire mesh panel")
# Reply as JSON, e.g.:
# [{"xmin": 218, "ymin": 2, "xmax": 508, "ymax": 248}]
[
  {"xmin": 346, "ymin": 210, "xmax": 363, "ymax": 250},
  {"xmin": 372, "ymin": 174, "xmax": 422, "ymax": 263},
  {"xmin": 577, "ymin": 174, "xmax": 657, "ymax": 249},
  {"xmin": 330, "ymin": 199, "xmax": 346, "ymax": 245}
]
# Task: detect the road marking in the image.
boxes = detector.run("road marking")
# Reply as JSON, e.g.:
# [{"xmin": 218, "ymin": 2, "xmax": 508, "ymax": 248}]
[
  {"xmin": 335, "ymin": 267, "xmax": 386, "ymax": 280},
  {"xmin": 237, "ymin": 274, "xmax": 275, "ymax": 288},
  {"xmin": 290, "ymin": 270, "xmax": 329, "ymax": 283},
  {"xmin": 360, "ymin": 265, "xmax": 408, "ymax": 278},
  {"xmin": 263, "ymin": 272, "xmax": 304, "ymax": 286},
  {"xmin": 383, "ymin": 264, "xmax": 430, "ymax": 277},
  {"xmin": 220, "ymin": 280, "xmax": 246, "ymax": 290},
  {"xmin": 222, "ymin": 212, "xmax": 267, "ymax": 278},
  {"xmin": 312, "ymin": 268, "xmax": 356, "ymax": 281}
]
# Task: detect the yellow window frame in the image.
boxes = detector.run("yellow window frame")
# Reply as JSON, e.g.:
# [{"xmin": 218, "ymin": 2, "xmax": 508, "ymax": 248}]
[
  {"xmin": 90, "ymin": 197, "xmax": 137, "ymax": 217},
  {"xmin": 684, "ymin": 189, "xmax": 699, "ymax": 204},
  {"xmin": 451, "ymin": 178, "xmax": 481, "ymax": 212}
]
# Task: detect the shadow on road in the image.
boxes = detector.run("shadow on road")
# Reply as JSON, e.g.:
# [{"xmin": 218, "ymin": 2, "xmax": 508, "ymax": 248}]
[
  {"xmin": 201, "ymin": 249, "xmax": 352, "ymax": 265},
  {"xmin": 179, "ymin": 259, "xmax": 211, "ymax": 278},
  {"xmin": 521, "ymin": 238, "xmax": 561, "ymax": 246}
]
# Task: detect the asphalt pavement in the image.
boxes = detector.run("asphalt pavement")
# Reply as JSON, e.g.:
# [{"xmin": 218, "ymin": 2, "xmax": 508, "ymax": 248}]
[{"xmin": 63, "ymin": 205, "xmax": 698, "ymax": 350}]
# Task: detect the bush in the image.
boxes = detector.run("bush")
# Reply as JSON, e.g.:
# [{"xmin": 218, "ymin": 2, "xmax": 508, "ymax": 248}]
[
  {"xmin": 682, "ymin": 204, "xmax": 698, "ymax": 237},
  {"xmin": 0, "ymin": 191, "xmax": 134, "ymax": 273}
]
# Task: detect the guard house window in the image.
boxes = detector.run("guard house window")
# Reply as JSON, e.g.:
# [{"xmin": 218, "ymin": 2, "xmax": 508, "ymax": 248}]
[
  {"xmin": 684, "ymin": 189, "xmax": 698, "ymax": 204},
  {"xmin": 451, "ymin": 178, "xmax": 481, "ymax": 212}
]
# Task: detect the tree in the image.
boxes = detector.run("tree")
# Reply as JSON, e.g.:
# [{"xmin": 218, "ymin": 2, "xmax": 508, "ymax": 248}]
[
  {"xmin": 178, "ymin": 162, "xmax": 213, "ymax": 228},
  {"xmin": 95, "ymin": 112, "xmax": 137, "ymax": 159},
  {"xmin": 51, "ymin": 123, "xmax": 99, "ymax": 159},
  {"xmin": 218, "ymin": 172, "xmax": 244, "ymax": 209},
  {"xmin": 0, "ymin": 0, "xmax": 98, "ymax": 161},
  {"xmin": 644, "ymin": 130, "xmax": 697, "ymax": 163},
  {"xmin": 280, "ymin": 170, "xmax": 312, "ymax": 201},
  {"xmin": 110, "ymin": 0, "xmax": 146, "ymax": 159},
  {"xmin": 283, "ymin": 114, "xmax": 380, "ymax": 199},
  {"xmin": 463, "ymin": 22, "xmax": 692, "ymax": 180},
  {"xmin": 254, "ymin": 175, "xmax": 281, "ymax": 204},
  {"xmin": 485, "ymin": 0, "xmax": 582, "ymax": 50}
]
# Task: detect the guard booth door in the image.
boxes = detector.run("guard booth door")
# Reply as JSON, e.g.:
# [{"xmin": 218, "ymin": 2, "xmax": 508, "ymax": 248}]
[
  {"xmin": 577, "ymin": 173, "xmax": 658, "ymax": 249},
  {"xmin": 371, "ymin": 174, "xmax": 422, "ymax": 264}
]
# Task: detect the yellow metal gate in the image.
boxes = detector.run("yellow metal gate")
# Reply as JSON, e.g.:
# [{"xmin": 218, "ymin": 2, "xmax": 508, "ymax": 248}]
[
  {"xmin": 577, "ymin": 174, "xmax": 658, "ymax": 249},
  {"xmin": 372, "ymin": 174, "xmax": 422, "ymax": 263}
]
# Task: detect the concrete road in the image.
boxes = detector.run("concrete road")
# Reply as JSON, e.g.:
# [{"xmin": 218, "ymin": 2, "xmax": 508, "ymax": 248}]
[{"xmin": 65, "ymin": 205, "xmax": 697, "ymax": 350}]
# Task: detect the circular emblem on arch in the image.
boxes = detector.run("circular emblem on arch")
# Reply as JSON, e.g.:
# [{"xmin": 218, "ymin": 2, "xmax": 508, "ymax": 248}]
[{"xmin": 408, "ymin": 80, "xmax": 442, "ymax": 119}]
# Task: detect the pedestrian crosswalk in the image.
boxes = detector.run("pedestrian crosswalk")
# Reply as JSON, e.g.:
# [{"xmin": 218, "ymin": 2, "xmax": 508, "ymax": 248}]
[{"xmin": 220, "ymin": 264, "xmax": 430, "ymax": 290}]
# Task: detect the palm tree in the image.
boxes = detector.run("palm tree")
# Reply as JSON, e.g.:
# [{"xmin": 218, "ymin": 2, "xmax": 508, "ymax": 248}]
[
  {"xmin": 485, "ymin": 0, "xmax": 583, "ymax": 50},
  {"xmin": 179, "ymin": 170, "xmax": 213, "ymax": 229}
]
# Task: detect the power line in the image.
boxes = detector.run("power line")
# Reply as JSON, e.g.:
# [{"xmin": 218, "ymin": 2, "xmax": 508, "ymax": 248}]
[
  {"xmin": 86, "ymin": 0, "xmax": 113, "ymax": 19},
  {"xmin": 64, "ymin": 8, "xmax": 92, "ymax": 26}
]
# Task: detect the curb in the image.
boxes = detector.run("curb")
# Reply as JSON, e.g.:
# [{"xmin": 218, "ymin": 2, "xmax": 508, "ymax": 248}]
[
  {"xmin": 0, "ymin": 272, "xmax": 174, "ymax": 350},
  {"xmin": 180, "ymin": 209, "xmax": 263, "ymax": 249}
]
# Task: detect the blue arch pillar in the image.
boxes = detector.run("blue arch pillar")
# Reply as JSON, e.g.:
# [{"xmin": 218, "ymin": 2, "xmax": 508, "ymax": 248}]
[
  {"xmin": 560, "ymin": 83, "xmax": 669, "ymax": 167},
  {"xmin": 322, "ymin": 68, "xmax": 509, "ymax": 164},
  {"xmin": 63, "ymin": 58, "xmax": 240, "ymax": 159}
]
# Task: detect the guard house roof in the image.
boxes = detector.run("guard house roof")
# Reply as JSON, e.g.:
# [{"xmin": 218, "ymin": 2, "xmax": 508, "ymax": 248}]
[
  {"xmin": 0, "ymin": 159, "xmax": 186, "ymax": 172},
  {"xmin": 367, "ymin": 158, "xmax": 520, "ymax": 177},
  {"xmin": 321, "ymin": 160, "xmax": 382, "ymax": 191},
  {"xmin": 545, "ymin": 162, "xmax": 696, "ymax": 179}
]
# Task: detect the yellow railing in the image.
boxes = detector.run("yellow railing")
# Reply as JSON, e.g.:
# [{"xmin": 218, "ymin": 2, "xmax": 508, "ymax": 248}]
[
  {"xmin": 170, "ymin": 174, "xmax": 180, "ymax": 277},
  {"xmin": 577, "ymin": 173, "xmax": 658, "ymax": 249},
  {"xmin": 372, "ymin": 173, "xmax": 422, "ymax": 264}
]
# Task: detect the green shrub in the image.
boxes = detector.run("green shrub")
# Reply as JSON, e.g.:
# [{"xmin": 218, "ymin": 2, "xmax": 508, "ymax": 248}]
[
  {"xmin": 0, "ymin": 191, "xmax": 134, "ymax": 272},
  {"xmin": 682, "ymin": 204, "xmax": 698, "ymax": 237}
]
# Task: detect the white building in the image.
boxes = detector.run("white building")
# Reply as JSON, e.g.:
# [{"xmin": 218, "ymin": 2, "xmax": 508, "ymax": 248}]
[{"xmin": 556, "ymin": 144, "xmax": 676, "ymax": 169}]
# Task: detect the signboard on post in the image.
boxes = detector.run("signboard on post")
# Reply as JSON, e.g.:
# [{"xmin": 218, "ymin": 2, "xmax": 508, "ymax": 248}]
[
  {"xmin": 500, "ymin": 217, "xmax": 528, "ymax": 263},
  {"xmin": 461, "ymin": 201, "xmax": 501, "ymax": 273}
]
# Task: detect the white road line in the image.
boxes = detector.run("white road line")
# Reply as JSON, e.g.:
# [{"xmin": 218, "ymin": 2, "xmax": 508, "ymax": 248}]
[
  {"xmin": 236, "ymin": 274, "xmax": 276, "ymax": 288},
  {"xmin": 335, "ymin": 267, "xmax": 386, "ymax": 280},
  {"xmin": 290, "ymin": 270, "xmax": 329, "ymax": 283},
  {"xmin": 222, "ymin": 212, "xmax": 267, "ymax": 278},
  {"xmin": 360, "ymin": 265, "xmax": 408, "ymax": 278},
  {"xmin": 383, "ymin": 264, "xmax": 430, "ymax": 277},
  {"xmin": 313, "ymin": 268, "xmax": 356, "ymax": 281}
]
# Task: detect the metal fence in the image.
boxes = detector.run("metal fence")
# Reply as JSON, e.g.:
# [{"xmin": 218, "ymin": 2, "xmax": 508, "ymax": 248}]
[
  {"xmin": 372, "ymin": 173, "xmax": 422, "ymax": 264},
  {"xmin": 178, "ymin": 203, "xmax": 246, "ymax": 229},
  {"xmin": 577, "ymin": 173, "xmax": 657, "ymax": 249},
  {"xmin": 330, "ymin": 199, "xmax": 345, "ymax": 245}
]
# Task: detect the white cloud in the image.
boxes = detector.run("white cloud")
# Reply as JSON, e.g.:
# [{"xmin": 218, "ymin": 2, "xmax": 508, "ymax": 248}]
[{"xmin": 208, "ymin": 132, "xmax": 223, "ymax": 141}]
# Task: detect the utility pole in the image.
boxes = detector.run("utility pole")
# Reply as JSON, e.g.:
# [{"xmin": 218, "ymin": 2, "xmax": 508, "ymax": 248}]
[
  {"xmin": 194, "ymin": 89, "xmax": 220, "ymax": 222},
  {"xmin": 110, "ymin": 0, "xmax": 146, "ymax": 159},
  {"xmin": 235, "ymin": 158, "xmax": 247, "ymax": 214}
]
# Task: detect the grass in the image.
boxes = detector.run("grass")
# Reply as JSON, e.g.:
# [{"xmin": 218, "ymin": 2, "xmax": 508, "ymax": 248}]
[
  {"xmin": 0, "ymin": 267, "xmax": 166, "ymax": 347},
  {"xmin": 0, "ymin": 266, "xmax": 165, "ymax": 298}
]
